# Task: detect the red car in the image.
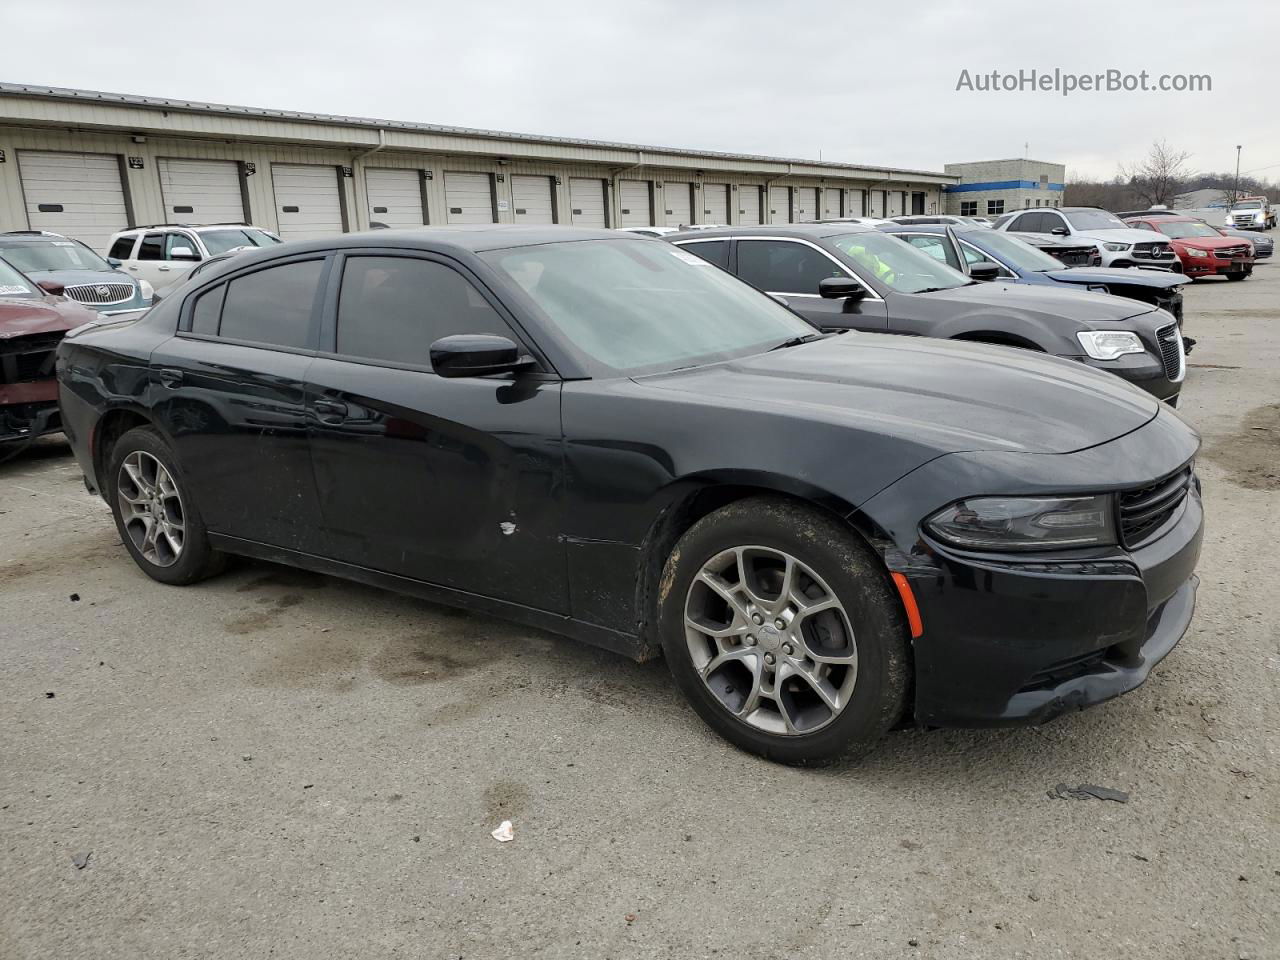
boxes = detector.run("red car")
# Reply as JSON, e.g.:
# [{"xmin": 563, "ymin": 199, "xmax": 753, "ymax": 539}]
[
  {"xmin": 1124, "ymin": 215, "xmax": 1255, "ymax": 280},
  {"xmin": 0, "ymin": 258, "xmax": 98, "ymax": 451}
]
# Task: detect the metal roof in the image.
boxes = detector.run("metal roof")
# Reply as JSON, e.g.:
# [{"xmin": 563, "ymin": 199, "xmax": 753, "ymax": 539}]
[{"xmin": 0, "ymin": 81, "xmax": 954, "ymax": 180}]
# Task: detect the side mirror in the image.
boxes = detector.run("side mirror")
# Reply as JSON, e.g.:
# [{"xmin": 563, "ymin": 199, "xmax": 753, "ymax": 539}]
[
  {"xmin": 37, "ymin": 279, "xmax": 65, "ymax": 295},
  {"xmin": 1050, "ymin": 226, "xmax": 1069, "ymax": 236},
  {"xmin": 818, "ymin": 277, "xmax": 867, "ymax": 300},
  {"xmin": 968, "ymin": 262, "xmax": 1001, "ymax": 282},
  {"xmin": 430, "ymin": 334, "xmax": 535, "ymax": 378},
  {"xmin": 151, "ymin": 288, "xmax": 165, "ymax": 304},
  {"xmin": 106, "ymin": 257, "xmax": 122, "ymax": 268},
  {"xmin": 170, "ymin": 246, "xmax": 199, "ymax": 261}
]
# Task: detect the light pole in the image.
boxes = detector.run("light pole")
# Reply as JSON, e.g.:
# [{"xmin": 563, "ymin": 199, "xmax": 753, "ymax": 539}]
[{"xmin": 1234, "ymin": 145, "xmax": 1242, "ymax": 203}]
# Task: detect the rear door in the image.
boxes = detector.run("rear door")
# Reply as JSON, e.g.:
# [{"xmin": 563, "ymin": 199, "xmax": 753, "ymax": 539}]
[
  {"xmin": 733, "ymin": 237, "xmax": 887, "ymax": 331},
  {"xmin": 149, "ymin": 255, "xmax": 328, "ymax": 552},
  {"xmin": 304, "ymin": 251, "xmax": 567, "ymax": 612}
]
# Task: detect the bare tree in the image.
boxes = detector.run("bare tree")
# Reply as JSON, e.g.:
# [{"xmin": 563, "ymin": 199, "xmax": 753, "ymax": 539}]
[{"xmin": 1120, "ymin": 140, "xmax": 1192, "ymax": 208}]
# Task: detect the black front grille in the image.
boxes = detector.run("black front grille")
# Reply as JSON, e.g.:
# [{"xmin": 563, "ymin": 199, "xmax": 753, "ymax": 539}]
[
  {"xmin": 1132, "ymin": 241, "xmax": 1174, "ymax": 258},
  {"xmin": 1057, "ymin": 248, "xmax": 1093, "ymax": 266},
  {"xmin": 1155, "ymin": 322, "xmax": 1181, "ymax": 379},
  {"xmin": 1119, "ymin": 464, "xmax": 1193, "ymax": 547},
  {"xmin": 0, "ymin": 332, "xmax": 63, "ymax": 384}
]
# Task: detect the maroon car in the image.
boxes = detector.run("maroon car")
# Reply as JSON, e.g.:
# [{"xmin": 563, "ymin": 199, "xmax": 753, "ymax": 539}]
[{"xmin": 0, "ymin": 258, "xmax": 98, "ymax": 449}]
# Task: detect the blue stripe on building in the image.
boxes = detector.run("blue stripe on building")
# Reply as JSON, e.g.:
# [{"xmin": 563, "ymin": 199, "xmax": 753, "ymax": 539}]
[{"xmin": 944, "ymin": 180, "xmax": 1065, "ymax": 193}]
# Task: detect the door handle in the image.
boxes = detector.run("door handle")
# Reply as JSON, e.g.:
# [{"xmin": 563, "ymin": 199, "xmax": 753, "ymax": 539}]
[
  {"xmin": 158, "ymin": 265, "xmax": 171, "ymax": 271},
  {"xmin": 157, "ymin": 368, "xmax": 184, "ymax": 388},
  {"xmin": 313, "ymin": 399, "xmax": 348, "ymax": 423}
]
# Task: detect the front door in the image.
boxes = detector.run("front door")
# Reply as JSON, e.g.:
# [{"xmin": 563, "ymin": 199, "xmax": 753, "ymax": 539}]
[
  {"xmin": 732, "ymin": 237, "xmax": 888, "ymax": 332},
  {"xmin": 148, "ymin": 255, "xmax": 329, "ymax": 553},
  {"xmin": 305, "ymin": 251, "xmax": 568, "ymax": 614}
]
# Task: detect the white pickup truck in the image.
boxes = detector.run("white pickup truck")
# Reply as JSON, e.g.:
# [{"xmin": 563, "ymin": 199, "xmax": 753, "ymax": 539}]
[{"xmin": 1226, "ymin": 196, "xmax": 1276, "ymax": 231}]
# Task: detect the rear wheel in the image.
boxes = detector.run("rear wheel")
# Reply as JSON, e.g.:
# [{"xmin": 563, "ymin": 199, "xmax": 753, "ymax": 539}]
[
  {"xmin": 106, "ymin": 426, "xmax": 225, "ymax": 585},
  {"xmin": 658, "ymin": 497, "xmax": 909, "ymax": 765}
]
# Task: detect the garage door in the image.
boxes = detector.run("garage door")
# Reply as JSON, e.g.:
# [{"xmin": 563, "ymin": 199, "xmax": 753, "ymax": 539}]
[
  {"xmin": 887, "ymin": 191, "xmax": 905, "ymax": 217},
  {"xmin": 663, "ymin": 182, "xmax": 692, "ymax": 227},
  {"xmin": 738, "ymin": 185, "xmax": 762, "ymax": 225},
  {"xmin": 703, "ymin": 184, "xmax": 729, "ymax": 224},
  {"xmin": 511, "ymin": 175, "xmax": 555, "ymax": 224},
  {"xmin": 849, "ymin": 189, "xmax": 866, "ymax": 217},
  {"xmin": 366, "ymin": 168, "xmax": 425, "ymax": 229},
  {"xmin": 823, "ymin": 188, "xmax": 843, "ymax": 219},
  {"xmin": 769, "ymin": 186, "xmax": 791, "ymax": 224},
  {"xmin": 619, "ymin": 180, "xmax": 652, "ymax": 227},
  {"xmin": 445, "ymin": 172, "xmax": 495, "ymax": 224},
  {"xmin": 569, "ymin": 178, "xmax": 607, "ymax": 227},
  {"xmin": 18, "ymin": 151, "xmax": 128, "ymax": 253},
  {"xmin": 795, "ymin": 187, "xmax": 819, "ymax": 222},
  {"xmin": 158, "ymin": 158, "xmax": 245, "ymax": 225},
  {"xmin": 272, "ymin": 164, "xmax": 345, "ymax": 242}
]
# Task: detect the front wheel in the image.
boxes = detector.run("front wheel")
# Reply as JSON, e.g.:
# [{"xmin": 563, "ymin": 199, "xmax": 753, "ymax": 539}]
[
  {"xmin": 107, "ymin": 426, "xmax": 225, "ymax": 585},
  {"xmin": 658, "ymin": 497, "xmax": 909, "ymax": 765},
  {"xmin": 1226, "ymin": 271, "xmax": 1249, "ymax": 281}
]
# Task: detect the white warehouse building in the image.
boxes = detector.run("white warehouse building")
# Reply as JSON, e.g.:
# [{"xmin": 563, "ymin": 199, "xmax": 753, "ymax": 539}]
[{"xmin": 0, "ymin": 83, "xmax": 957, "ymax": 253}]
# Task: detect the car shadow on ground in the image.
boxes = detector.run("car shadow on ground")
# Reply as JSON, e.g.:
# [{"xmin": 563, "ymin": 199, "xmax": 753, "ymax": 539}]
[{"xmin": 0, "ymin": 435, "xmax": 73, "ymax": 473}]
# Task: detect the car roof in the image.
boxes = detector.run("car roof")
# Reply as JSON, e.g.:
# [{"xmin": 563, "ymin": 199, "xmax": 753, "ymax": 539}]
[
  {"xmin": 877, "ymin": 223, "xmax": 981, "ymax": 235},
  {"xmin": 664, "ymin": 223, "xmax": 873, "ymax": 241},
  {"xmin": 0, "ymin": 231, "xmax": 77, "ymax": 243},
  {"xmin": 1125, "ymin": 215, "xmax": 1198, "ymax": 222},
  {"xmin": 235, "ymin": 225, "xmax": 646, "ymax": 257}
]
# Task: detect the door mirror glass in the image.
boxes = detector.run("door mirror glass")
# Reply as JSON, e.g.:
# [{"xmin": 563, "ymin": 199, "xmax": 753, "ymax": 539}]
[
  {"xmin": 430, "ymin": 334, "xmax": 534, "ymax": 378},
  {"xmin": 968, "ymin": 262, "xmax": 1001, "ymax": 282},
  {"xmin": 818, "ymin": 277, "xmax": 867, "ymax": 300},
  {"xmin": 1050, "ymin": 226, "xmax": 1069, "ymax": 236}
]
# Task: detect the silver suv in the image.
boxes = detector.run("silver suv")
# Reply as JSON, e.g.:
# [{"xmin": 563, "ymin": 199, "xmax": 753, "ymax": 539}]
[
  {"xmin": 106, "ymin": 223, "xmax": 282, "ymax": 289},
  {"xmin": 994, "ymin": 207, "xmax": 1179, "ymax": 270}
]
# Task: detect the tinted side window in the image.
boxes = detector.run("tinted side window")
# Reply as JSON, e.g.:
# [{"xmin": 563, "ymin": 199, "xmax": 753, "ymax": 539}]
[
  {"xmin": 675, "ymin": 240, "xmax": 729, "ymax": 269},
  {"xmin": 736, "ymin": 240, "xmax": 848, "ymax": 294},
  {"xmin": 1041, "ymin": 212, "xmax": 1067, "ymax": 232},
  {"xmin": 137, "ymin": 233, "xmax": 165, "ymax": 260},
  {"xmin": 219, "ymin": 260, "xmax": 324, "ymax": 349},
  {"xmin": 166, "ymin": 234, "xmax": 201, "ymax": 260},
  {"xmin": 190, "ymin": 284, "xmax": 226, "ymax": 335},
  {"xmin": 335, "ymin": 256, "xmax": 513, "ymax": 367},
  {"xmin": 108, "ymin": 236, "xmax": 137, "ymax": 260}
]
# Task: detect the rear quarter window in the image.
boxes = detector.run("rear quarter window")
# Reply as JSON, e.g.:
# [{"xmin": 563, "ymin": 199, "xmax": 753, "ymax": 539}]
[{"xmin": 218, "ymin": 259, "xmax": 325, "ymax": 349}]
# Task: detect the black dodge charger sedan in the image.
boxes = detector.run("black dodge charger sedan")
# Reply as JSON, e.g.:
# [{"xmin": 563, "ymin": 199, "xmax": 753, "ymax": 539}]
[
  {"xmin": 667, "ymin": 224, "xmax": 1186, "ymax": 404},
  {"xmin": 56, "ymin": 227, "xmax": 1203, "ymax": 764}
]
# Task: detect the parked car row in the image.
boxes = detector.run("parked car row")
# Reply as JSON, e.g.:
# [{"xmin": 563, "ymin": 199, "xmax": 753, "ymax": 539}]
[{"xmin": 53, "ymin": 226, "xmax": 1204, "ymax": 764}]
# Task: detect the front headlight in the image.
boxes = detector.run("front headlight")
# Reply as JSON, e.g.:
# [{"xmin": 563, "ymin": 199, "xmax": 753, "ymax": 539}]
[
  {"xmin": 925, "ymin": 495, "xmax": 1117, "ymax": 551},
  {"xmin": 1185, "ymin": 248, "xmax": 1209, "ymax": 258},
  {"xmin": 1076, "ymin": 330, "xmax": 1145, "ymax": 360},
  {"xmin": 1103, "ymin": 242, "xmax": 1131, "ymax": 252},
  {"xmin": 138, "ymin": 279, "xmax": 155, "ymax": 301}
]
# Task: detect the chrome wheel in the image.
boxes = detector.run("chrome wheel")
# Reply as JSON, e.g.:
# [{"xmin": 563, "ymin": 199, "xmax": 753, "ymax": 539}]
[
  {"xmin": 117, "ymin": 450, "xmax": 186, "ymax": 568},
  {"xmin": 684, "ymin": 545, "xmax": 858, "ymax": 735}
]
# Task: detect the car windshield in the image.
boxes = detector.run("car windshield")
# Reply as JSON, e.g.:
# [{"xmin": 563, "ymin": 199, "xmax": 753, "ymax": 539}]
[
  {"xmin": 1156, "ymin": 221, "xmax": 1222, "ymax": 239},
  {"xmin": 1235, "ymin": 201, "xmax": 1263, "ymax": 209},
  {"xmin": 1064, "ymin": 210, "xmax": 1128, "ymax": 230},
  {"xmin": 965, "ymin": 231, "xmax": 1066, "ymax": 272},
  {"xmin": 0, "ymin": 240, "xmax": 110, "ymax": 273},
  {"xmin": 484, "ymin": 238, "xmax": 815, "ymax": 377},
  {"xmin": 199, "ymin": 228, "xmax": 282, "ymax": 256},
  {"xmin": 828, "ymin": 231, "xmax": 970, "ymax": 294},
  {"xmin": 0, "ymin": 258, "xmax": 38, "ymax": 298}
]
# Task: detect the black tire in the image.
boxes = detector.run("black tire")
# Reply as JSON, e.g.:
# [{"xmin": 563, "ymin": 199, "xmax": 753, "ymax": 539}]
[
  {"xmin": 106, "ymin": 425, "xmax": 225, "ymax": 585},
  {"xmin": 1226, "ymin": 271, "xmax": 1248, "ymax": 281},
  {"xmin": 658, "ymin": 497, "xmax": 909, "ymax": 765}
]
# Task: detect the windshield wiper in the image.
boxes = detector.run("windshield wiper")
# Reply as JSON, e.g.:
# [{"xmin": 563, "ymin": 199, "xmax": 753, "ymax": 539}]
[{"xmin": 768, "ymin": 333, "xmax": 825, "ymax": 351}]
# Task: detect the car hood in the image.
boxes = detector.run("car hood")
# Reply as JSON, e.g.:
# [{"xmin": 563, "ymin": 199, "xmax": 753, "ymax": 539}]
[
  {"xmin": 1163, "ymin": 234, "xmax": 1248, "ymax": 250},
  {"xmin": 22, "ymin": 268, "xmax": 137, "ymax": 287},
  {"xmin": 1068, "ymin": 227, "xmax": 1169, "ymax": 244},
  {"xmin": 1041, "ymin": 267, "xmax": 1189, "ymax": 289},
  {"xmin": 910, "ymin": 280, "xmax": 1156, "ymax": 321},
  {"xmin": 0, "ymin": 295, "xmax": 97, "ymax": 339},
  {"xmin": 637, "ymin": 334, "xmax": 1158, "ymax": 456}
]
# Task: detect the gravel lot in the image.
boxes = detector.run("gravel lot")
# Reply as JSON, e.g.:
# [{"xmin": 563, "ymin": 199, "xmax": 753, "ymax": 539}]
[{"xmin": 2, "ymin": 267, "xmax": 1277, "ymax": 960}]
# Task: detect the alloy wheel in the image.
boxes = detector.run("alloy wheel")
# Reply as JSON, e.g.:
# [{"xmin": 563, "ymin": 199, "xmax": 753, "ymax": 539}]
[
  {"xmin": 117, "ymin": 450, "xmax": 186, "ymax": 568},
  {"xmin": 684, "ymin": 545, "xmax": 858, "ymax": 735}
]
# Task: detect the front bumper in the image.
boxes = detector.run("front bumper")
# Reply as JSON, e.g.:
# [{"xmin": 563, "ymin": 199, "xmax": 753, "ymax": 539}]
[
  {"xmin": 1, "ymin": 399, "xmax": 61, "ymax": 444},
  {"xmin": 1078, "ymin": 351, "xmax": 1180, "ymax": 402},
  {"xmin": 857, "ymin": 410, "xmax": 1203, "ymax": 729}
]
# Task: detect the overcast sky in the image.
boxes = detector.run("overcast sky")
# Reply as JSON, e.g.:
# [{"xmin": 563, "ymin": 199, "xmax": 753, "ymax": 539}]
[{"xmin": 3, "ymin": 0, "xmax": 1275, "ymax": 182}]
